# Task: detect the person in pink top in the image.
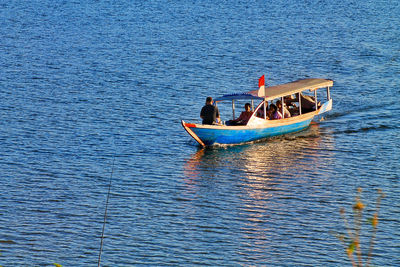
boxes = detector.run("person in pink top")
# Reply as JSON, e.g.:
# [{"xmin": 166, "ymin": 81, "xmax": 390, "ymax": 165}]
[{"xmin": 268, "ymin": 104, "xmax": 282, "ymax": 120}]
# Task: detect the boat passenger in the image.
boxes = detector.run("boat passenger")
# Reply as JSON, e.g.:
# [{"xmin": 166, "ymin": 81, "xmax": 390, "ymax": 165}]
[
  {"xmin": 200, "ymin": 96, "xmax": 220, "ymax": 125},
  {"xmin": 256, "ymin": 101, "xmax": 268, "ymax": 119},
  {"xmin": 284, "ymin": 95, "xmax": 295, "ymax": 107},
  {"xmin": 284, "ymin": 95, "xmax": 298, "ymax": 115},
  {"xmin": 276, "ymin": 100, "xmax": 291, "ymax": 118},
  {"xmin": 287, "ymin": 93, "xmax": 320, "ymax": 113},
  {"xmin": 300, "ymin": 93, "xmax": 319, "ymax": 113},
  {"xmin": 269, "ymin": 104, "xmax": 282, "ymax": 120},
  {"xmin": 226, "ymin": 103, "xmax": 253, "ymax": 125}
]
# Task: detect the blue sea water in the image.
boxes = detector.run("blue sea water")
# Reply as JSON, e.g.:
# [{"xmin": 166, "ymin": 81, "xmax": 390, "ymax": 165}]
[{"xmin": 0, "ymin": 0, "xmax": 399, "ymax": 266}]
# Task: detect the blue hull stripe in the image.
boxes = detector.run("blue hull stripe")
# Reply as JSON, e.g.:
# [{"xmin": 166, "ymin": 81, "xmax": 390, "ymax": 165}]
[{"xmin": 191, "ymin": 119, "xmax": 312, "ymax": 145}]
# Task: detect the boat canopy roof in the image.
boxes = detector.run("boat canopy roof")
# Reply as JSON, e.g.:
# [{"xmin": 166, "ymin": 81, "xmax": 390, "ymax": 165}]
[
  {"xmin": 213, "ymin": 78, "xmax": 333, "ymax": 103},
  {"xmin": 214, "ymin": 93, "xmax": 264, "ymax": 102},
  {"xmin": 249, "ymin": 78, "xmax": 333, "ymax": 101}
]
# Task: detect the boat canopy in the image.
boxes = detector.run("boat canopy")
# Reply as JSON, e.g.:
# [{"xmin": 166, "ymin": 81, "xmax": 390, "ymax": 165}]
[
  {"xmin": 214, "ymin": 93, "xmax": 264, "ymax": 102},
  {"xmin": 249, "ymin": 78, "xmax": 333, "ymax": 101}
]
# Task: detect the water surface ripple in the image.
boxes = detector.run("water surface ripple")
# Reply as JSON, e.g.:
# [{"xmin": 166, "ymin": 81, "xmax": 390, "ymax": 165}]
[{"xmin": 0, "ymin": 0, "xmax": 399, "ymax": 266}]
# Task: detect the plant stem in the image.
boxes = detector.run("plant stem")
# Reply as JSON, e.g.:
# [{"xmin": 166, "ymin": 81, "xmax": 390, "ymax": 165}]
[{"xmin": 366, "ymin": 190, "xmax": 383, "ymax": 267}]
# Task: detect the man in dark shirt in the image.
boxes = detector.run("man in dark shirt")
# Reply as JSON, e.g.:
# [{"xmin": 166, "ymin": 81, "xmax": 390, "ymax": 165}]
[{"xmin": 200, "ymin": 96, "xmax": 220, "ymax": 125}]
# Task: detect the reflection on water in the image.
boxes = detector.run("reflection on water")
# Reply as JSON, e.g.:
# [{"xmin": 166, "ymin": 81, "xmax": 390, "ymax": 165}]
[
  {"xmin": 182, "ymin": 124, "xmax": 336, "ymax": 263},
  {"xmin": 184, "ymin": 123, "xmax": 335, "ymax": 183}
]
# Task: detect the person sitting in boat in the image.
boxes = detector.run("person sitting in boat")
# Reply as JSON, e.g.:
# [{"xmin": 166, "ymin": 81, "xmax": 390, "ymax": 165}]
[
  {"xmin": 276, "ymin": 100, "xmax": 291, "ymax": 118},
  {"xmin": 268, "ymin": 104, "xmax": 282, "ymax": 120},
  {"xmin": 226, "ymin": 103, "xmax": 253, "ymax": 126},
  {"xmin": 300, "ymin": 93, "xmax": 320, "ymax": 113},
  {"xmin": 284, "ymin": 95, "xmax": 298, "ymax": 115},
  {"xmin": 256, "ymin": 101, "xmax": 268, "ymax": 119},
  {"xmin": 287, "ymin": 93, "xmax": 320, "ymax": 114},
  {"xmin": 200, "ymin": 96, "xmax": 220, "ymax": 125}
]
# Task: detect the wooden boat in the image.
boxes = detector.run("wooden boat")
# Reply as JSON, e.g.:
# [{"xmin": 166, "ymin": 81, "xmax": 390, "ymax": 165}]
[{"xmin": 182, "ymin": 77, "xmax": 333, "ymax": 147}]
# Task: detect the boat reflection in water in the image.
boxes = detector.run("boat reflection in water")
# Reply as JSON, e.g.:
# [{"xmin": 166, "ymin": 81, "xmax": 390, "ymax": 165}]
[
  {"xmin": 183, "ymin": 123, "xmax": 335, "ymax": 183},
  {"xmin": 181, "ymin": 123, "xmax": 336, "ymax": 263}
]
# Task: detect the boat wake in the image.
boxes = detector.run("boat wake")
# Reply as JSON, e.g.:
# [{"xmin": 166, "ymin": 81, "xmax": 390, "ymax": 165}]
[{"xmin": 335, "ymin": 124, "xmax": 396, "ymax": 135}]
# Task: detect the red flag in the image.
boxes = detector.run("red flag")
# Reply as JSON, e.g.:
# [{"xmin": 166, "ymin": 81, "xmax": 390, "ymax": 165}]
[{"xmin": 258, "ymin": 75, "xmax": 265, "ymax": 88}]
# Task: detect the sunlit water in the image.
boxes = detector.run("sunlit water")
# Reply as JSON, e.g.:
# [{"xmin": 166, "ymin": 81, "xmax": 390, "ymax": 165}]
[{"xmin": 0, "ymin": 0, "xmax": 399, "ymax": 266}]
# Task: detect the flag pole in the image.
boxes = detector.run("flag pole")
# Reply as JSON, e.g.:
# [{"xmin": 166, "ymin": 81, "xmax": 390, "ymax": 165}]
[{"xmin": 259, "ymin": 75, "xmax": 266, "ymax": 119}]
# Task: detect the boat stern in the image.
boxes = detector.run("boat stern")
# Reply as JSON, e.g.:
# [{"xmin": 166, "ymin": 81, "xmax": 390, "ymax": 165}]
[{"xmin": 317, "ymin": 99, "xmax": 332, "ymax": 115}]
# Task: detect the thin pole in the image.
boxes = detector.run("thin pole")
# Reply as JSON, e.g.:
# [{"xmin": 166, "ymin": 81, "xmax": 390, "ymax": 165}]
[
  {"xmin": 98, "ymin": 154, "xmax": 116, "ymax": 267},
  {"xmin": 263, "ymin": 77, "xmax": 267, "ymax": 119},
  {"xmin": 232, "ymin": 100, "xmax": 235, "ymax": 120},
  {"xmin": 314, "ymin": 90, "xmax": 318, "ymax": 111},
  {"xmin": 327, "ymin": 87, "xmax": 331, "ymax": 100},
  {"xmin": 264, "ymin": 100, "xmax": 267, "ymax": 119},
  {"xmin": 299, "ymin": 92, "xmax": 302, "ymax": 115}
]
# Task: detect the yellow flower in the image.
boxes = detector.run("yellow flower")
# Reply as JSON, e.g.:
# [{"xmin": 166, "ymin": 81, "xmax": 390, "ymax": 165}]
[
  {"xmin": 353, "ymin": 201, "xmax": 364, "ymax": 210},
  {"xmin": 347, "ymin": 242, "xmax": 355, "ymax": 256},
  {"xmin": 372, "ymin": 214, "xmax": 378, "ymax": 228}
]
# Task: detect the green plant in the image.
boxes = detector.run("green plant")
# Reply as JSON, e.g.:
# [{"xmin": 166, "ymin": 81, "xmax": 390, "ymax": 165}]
[{"xmin": 338, "ymin": 188, "xmax": 384, "ymax": 267}]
